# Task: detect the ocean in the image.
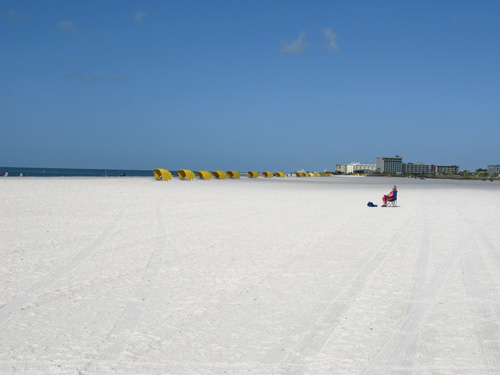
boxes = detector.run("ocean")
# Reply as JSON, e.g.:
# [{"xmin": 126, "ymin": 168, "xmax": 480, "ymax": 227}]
[{"xmin": 0, "ymin": 167, "xmax": 162, "ymax": 177}]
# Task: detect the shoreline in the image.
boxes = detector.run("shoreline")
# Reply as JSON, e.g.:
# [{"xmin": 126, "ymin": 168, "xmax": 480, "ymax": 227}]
[{"xmin": 1, "ymin": 172, "xmax": 497, "ymax": 181}]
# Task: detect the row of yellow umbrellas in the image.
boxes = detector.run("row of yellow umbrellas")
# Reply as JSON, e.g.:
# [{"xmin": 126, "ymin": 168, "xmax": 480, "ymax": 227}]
[
  {"xmin": 297, "ymin": 172, "xmax": 318, "ymax": 177},
  {"xmin": 154, "ymin": 169, "xmax": 237, "ymax": 181},
  {"xmin": 247, "ymin": 171, "xmax": 285, "ymax": 178},
  {"xmin": 154, "ymin": 169, "xmax": 288, "ymax": 181},
  {"xmin": 154, "ymin": 169, "xmax": 333, "ymax": 181}
]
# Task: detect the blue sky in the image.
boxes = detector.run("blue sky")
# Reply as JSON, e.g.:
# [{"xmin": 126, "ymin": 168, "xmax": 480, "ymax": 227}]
[{"xmin": 1, "ymin": 1, "xmax": 499, "ymax": 172}]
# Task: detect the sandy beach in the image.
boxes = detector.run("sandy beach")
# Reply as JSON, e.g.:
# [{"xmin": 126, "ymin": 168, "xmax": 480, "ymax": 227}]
[{"xmin": 1, "ymin": 176, "xmax": 500, "ymax": 374}]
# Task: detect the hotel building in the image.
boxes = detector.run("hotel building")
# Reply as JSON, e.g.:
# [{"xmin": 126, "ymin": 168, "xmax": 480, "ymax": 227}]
[
  {"xmin": 376, "ymin": 155, "xmax": 403, "ymax": 174},
  {"xmin": 335, "ymin": 162, "xmax": 377, "ymax": 174},
  {"xmin": 403, "ymin": 162, "xmax": 430, "ymax": 174},
  {"xmin": 430, "ymin": 165, "xmax": 459, "ymax": 174},
  {"xmin": 487, "ymin": 165, "xmax": 500, "ymax": 177}
]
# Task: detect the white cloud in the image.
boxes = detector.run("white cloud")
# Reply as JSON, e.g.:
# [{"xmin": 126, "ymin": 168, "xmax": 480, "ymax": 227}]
[
  {"xmin": 6, "ymin": 9, "xmax": 26, "ymax": 21},
  {"xmin": 281, "ymin": 31, "xmax": 307, "ymax": 55},
  {"xmin": 73, "ymin": 72, "xmax": 101, "ymax": 83},
  {"xmin": 134, "ymin": 11, "xmax": 148, "ymax": 24},
  {"xmin": 59, "ymin": 20, "xmax": 81, "ymax": 34},
  {"xmin": 323, "ymin": 27, "xmax": 339, "ymax": 52},
  {"xmin": 108, "ymin": 75, "xmax": 127, "ymax": 81}
]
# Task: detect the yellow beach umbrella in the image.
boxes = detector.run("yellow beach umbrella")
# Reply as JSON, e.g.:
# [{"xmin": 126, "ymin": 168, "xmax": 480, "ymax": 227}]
[
  {"xmin": 213, "ymin": 171, "xmax": 227, "ymax": 179},
  {"xmin": 178, "ymin": 169, "xmax": 195, "ymax": 180},
  {"xmin": 154, "ymin": 168, "xmax": 173, "ymax": 181},
  {"xmin": 197, "ymin": 171, "xmax": 213, "ymax": 180}
]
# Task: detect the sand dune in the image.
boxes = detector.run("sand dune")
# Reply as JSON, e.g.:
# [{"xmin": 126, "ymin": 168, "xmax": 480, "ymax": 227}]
[{"xmin": 1, "ymin": 176, "xmax": 500, "ymax": 374}]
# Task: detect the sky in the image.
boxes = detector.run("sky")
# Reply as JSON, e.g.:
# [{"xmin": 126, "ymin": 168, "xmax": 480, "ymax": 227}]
[{"xmin": 1, "ymin": 1, "xmax": 499, "ymax": 172}]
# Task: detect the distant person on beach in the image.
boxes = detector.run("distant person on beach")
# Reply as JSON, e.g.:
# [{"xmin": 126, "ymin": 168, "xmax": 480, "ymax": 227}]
[
  {"xmin": 4, "ymin": 171, "xmax": 8, "ymax": 177},
  {"xmin": 382, "ymin": 185, "xmax": 397, "ymax": 207}
]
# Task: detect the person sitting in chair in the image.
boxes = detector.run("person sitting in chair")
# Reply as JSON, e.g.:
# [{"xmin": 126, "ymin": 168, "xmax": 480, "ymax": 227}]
[{"xmin": 382, "ymin": 185, "xmax": 397, "ymax": 207}]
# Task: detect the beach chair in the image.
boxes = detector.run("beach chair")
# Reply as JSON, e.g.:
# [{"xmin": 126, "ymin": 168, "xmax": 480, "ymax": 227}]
[
  {"xmin": 153, "ymin": 168, "xmax": 173, "ymax": 181},
  {"xmin": 385, "ymin": 191, "xmax": 398, "ymax": 207}
]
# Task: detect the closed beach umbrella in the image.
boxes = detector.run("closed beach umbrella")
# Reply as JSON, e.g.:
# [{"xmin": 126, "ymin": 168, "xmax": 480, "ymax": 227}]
[
  {"xmin": 197, "ymin": 171, "xmax": 213, "ymax": 180},
  {"xmin": 227, "ymin": 171, "xmax": 240, "ymax": 179},
  {"xmin": 213, "ymin": 171, "xmax": 227, "ymax": 179},
  {"xmin": 154, "ymin": 168, "xmax": 173, "ymax": 181},
  {"xmin": 178, "ymin": 169, "xmax": 195, "ymax": 180}
]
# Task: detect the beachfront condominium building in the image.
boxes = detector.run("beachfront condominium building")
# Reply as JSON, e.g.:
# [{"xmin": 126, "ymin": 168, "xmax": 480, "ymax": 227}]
[
  {"xmin": 335, "ymin": 164, "xmax": 348, "ymax": 174},
  {"xmin": 430, "ymin": 165, "xmax": 459, "ymax": 174},
  {"xmin": 336, "ymin": 162, "xmax": 377, "ymax": 174},
  {"xmin": 403, "ymin": 162, "xmax": 430, "ymax": 174},
  {"xmin": 376, "ymin": 155, "xmax": 403, "ymax": 174},
  {"xmin": 487, "ymin": 165, "xmax": 500, "ymax": 176}
]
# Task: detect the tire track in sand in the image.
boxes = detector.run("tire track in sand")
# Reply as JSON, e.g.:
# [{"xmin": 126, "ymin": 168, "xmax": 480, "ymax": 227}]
[
  {"xmin": 363, "ymin": 210, "xmax": 476, "ymax": 374},
  {"xmin": 458, "ymin": 212, "xmax": 500, "ymax": 370},
  {"xmin": 466, "ymin": 215, "xmax": 500, "ymax": 281},
  {"xmin": 263, "ymin": 214, "xmax": 414, "ymax": 367},
  {"xmin": 461, "ymin": 242, "xmax": 500, "ymax": 371},
  {"xmin": 373, "ymin": 201, "xmax": 432, "ymax": 372},
  {"xmin": 97, "ymin": 206, "xmax": 168, "ymax": 361},
  {"xmin": 0, "ymin": 212, "xmax": 124, "ymax": 327}
]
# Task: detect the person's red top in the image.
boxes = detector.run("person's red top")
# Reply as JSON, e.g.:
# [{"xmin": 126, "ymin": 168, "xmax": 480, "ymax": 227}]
[{"xmin": 386, "ymin": 190, "xmax": 397, "ymax": 201}]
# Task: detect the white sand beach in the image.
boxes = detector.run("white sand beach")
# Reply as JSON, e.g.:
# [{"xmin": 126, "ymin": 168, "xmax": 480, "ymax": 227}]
[{"xmin": 1, "ymin": 176, "xmax": 500, "ymax": 374}]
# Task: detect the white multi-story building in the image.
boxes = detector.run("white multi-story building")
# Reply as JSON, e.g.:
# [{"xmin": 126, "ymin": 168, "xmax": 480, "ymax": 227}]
[
  {"xmin": 403, "ymin": 162, "xmax": 429, "ymax": 174},
  {"xmin": 351, "ymin": 163, "xmax": 377, "ymax": 173},
  {"xmin": 430, "ymin": 165, "xmax": 459, "ymax": 174},
  {"xmin": 336, "ymin": 162, "xmax": 377, "ymax": 174},
  {"xmin": 335, "ymin": 164, "xmax": 347, "ymax": 174},
  {"xmin": 487, "ymin": 165, "xmax": 500, "ymax": 176},
  {"xmin": 376, "ymin": 155, "xmax": 403, "ymax": 174}
]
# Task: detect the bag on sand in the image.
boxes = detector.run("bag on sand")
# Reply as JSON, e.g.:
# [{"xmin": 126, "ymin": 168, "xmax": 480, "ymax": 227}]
[{"xmin": 367, "ymin": 201, "xmax": 377, "ymax": 207}]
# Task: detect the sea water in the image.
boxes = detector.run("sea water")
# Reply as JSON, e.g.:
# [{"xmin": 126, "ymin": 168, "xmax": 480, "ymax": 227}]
[{"xmin": 0, "ymin": 167, "xmax": 166, "ymax": 177}]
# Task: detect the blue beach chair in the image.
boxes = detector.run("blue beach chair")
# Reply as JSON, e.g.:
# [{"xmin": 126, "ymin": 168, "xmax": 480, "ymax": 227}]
[{"xmin": 385, "ymin": 190, "xmax": 398, "ymax": 207}]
